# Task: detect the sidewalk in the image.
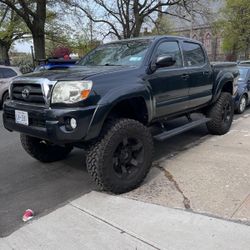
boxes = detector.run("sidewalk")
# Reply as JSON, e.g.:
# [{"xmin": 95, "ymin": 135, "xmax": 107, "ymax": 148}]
[
  {"xmin": 1, "ymin": 191, "xmax": 250, "ymax": 250},
  {"xmin": 1, "ymin": 114, "xmax": 250, "ymax": 249},
  {"xmin": 124, "ymin": 113, "xmax": 250, "ymax": 222}
]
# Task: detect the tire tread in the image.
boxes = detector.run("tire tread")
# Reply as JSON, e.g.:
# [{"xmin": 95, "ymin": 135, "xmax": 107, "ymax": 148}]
[
  {"xmin": 20, "ymin": 134, "xmax": 73, "ymax": 163},
  {"xmin": 86, "ymin": 118, "xmax": 153, "ymax": 194},
  {"xmin": 206, "ymin": 92, "xmax": 233, "ymax": 135}
]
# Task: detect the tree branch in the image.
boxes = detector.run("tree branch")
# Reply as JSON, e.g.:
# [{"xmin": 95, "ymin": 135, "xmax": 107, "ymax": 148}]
[
  {"xmin": 0, "ymin": 0, "xmax": 32, "ymax": 27},
  {"xmin": 74, "ymin": 3, "xmax": 122, "ymax": 39},
  {"xmin": 0, "ymin": 5, "xmax": 9, "ymax": 26}
]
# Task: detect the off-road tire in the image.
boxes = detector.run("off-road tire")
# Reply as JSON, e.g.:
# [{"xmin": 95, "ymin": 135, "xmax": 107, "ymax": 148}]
[
  {"xmin": 206, "ymin": 92, "xmax": 234, "ymax": 135},
  {"xmin": 86, "ymin": 118, "xmax": 153, "ymax": 194},
  {"xmin": 20, "ymin": 134, "xmax": 73, "ymax": 163},
  {"xmin": 236, "ymin": 94, "xmax": 247, "ymax": 114}
]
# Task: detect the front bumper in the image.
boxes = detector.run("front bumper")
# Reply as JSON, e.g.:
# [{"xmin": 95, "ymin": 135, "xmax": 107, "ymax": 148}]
[{"xmin": 3, "ymin": 101, "xmax": 97, "ymax": 144}]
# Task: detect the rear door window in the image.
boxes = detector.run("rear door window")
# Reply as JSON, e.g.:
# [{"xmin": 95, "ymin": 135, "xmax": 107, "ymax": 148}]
[{"xmin": 183, "ymin": 42, "xmax": 206, "ymax": 67}]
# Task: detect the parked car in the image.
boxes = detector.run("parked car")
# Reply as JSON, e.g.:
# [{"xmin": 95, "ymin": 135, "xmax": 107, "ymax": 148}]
[
  {"xmin": 238, "ymin": 60, "xmax": 250, "ymax": 65},
  {"xmin": 0, "ymin": 66, "xmax": 21, "ymax": 107},
  {"xmin": 3, "ymin": 36, "xmax": 239, "ymax": 194},
  {"xmin": 234, "ymin": 65, "xmax": 250, "ymax": 114},
  {"xmin": 34, "ymin": 59, "xmax": 78, "ymax": 71}
]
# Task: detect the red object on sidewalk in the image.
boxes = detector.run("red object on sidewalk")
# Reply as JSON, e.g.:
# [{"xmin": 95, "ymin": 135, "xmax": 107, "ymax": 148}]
[{"xmin": 22, "ymin": 209, "xmax": 34, "ymax": 222}]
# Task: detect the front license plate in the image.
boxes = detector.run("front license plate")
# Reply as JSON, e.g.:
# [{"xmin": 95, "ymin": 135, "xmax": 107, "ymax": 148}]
[{"xmin": 15, "ymin": 110, "xmax": 29, "ymax": 126}]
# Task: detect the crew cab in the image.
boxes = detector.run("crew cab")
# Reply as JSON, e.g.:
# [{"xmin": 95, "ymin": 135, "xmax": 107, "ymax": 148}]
[{"xmin": 3, "ymin": 36, "xmax": 239, "ymax": 193}]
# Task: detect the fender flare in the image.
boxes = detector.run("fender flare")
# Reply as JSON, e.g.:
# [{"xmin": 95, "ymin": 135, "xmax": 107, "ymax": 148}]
[
  {"xmin": 212, "ymin": 72, "xmax": 234, "ymax": 103},
  {"xmin": 85, "ymin": 85, "xmax": 153, "ymax": 141}
]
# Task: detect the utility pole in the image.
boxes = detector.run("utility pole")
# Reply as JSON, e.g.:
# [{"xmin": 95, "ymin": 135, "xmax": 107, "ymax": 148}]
[
  {"xmin": 90, "ymin": 19, "xmax": 93, "ymax": 45},
  {"xmin": 30, "ymin": 45, "xmax": 35, "ymax": 68}
]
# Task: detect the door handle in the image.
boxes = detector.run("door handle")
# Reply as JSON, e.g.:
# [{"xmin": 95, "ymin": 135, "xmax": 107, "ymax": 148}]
[
  {"xmin": 203, "ymin": 71, "xmax": 210, "ymax": 76},
  {"xmin": 181, "ymin": 74, "xmax": 189, "ymax": 80}
]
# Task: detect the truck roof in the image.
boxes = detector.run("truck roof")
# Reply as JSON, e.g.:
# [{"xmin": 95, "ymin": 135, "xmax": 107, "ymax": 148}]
[{"xmin": 107, "ymin": 35, "xmax": 201, "ymax": 44}]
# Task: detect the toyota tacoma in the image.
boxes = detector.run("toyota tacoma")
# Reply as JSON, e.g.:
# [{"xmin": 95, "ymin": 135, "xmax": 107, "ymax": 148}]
[{"xmin": 3, "ymin": 36, "xmax": 239, "ymax": 193}]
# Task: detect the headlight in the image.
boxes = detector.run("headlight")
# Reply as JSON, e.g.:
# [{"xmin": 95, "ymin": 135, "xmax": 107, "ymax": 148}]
[{"xmin": 51, "ymin": 80, "xmax": 93, "ymax": 104}]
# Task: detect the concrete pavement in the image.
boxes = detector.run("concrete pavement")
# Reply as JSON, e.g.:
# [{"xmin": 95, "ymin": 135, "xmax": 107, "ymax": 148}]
[
  {"xmin": 0, "ymin": 111, "xmax": 208, "ymax": 236},
  {"xmin": 124, "ymin": 113, "xmax": 250, "ymax": 223},
  {"xmin": 1, "ymin": 191, "xmax": 250, "ymax": 250},
  {"xmin": 1, "ymin": 111, "xmax": 250, "ymax": 249}
]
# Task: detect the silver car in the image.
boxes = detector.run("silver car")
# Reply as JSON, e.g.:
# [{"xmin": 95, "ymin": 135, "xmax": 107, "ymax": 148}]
[{"xmin": 0, "ymin": 66, "xmax": 22, "ymax": 107}]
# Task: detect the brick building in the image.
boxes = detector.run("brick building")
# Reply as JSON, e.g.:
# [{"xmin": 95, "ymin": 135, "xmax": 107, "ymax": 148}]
[{"xmin": 167, "ymin": 0, "xmax": 225, "ymax": 61}]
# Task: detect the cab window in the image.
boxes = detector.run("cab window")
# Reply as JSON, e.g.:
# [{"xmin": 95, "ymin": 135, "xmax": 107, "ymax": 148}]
[
  {"xmin": 155, "ymin": 41, "xmax": 183, "ymax": 68},
  {"xmin": 3, "ymin": 68, "xmax": 17, "ymax": 78},
  {"xmin": 183, "ymin": 42, "xmax": 206, "ymax": 67},
  {"xmin": 0, "ymin": 68, "xmax": 17, "ymax": 78}
]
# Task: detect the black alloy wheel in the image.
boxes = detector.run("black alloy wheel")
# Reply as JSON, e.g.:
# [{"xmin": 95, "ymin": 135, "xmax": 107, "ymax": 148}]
[{"xmin": 112, "ymin": 136, "xmax": 144, "ymax": 180}]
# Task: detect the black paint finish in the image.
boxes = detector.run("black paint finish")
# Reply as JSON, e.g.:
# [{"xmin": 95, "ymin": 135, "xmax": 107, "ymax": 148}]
[{"xmin": 3, "ymin": 36, "xmax": 239, "ymax": 144}]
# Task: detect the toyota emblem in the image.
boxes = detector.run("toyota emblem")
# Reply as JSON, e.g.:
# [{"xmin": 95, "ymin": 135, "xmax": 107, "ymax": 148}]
[{"xmin": 22, "ymin": 88, "xmax": 30, "ymax": 99}]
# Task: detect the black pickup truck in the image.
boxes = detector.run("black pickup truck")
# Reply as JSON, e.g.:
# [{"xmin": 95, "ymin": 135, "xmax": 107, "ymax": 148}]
[{"xmin": 3, "ymin": 36, "xmax": 239, "ymax": 193}]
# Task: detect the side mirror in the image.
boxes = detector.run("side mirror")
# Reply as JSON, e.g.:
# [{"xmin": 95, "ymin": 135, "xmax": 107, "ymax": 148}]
[{"xmin": 155, "ymin": 55, "xmax": 176, "ymax": 68}]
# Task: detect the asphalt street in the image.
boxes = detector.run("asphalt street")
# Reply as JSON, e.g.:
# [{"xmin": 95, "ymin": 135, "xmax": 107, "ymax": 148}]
[{"xmin": 0, "ymin": 110, "xmax": 244, "ymax": 237}]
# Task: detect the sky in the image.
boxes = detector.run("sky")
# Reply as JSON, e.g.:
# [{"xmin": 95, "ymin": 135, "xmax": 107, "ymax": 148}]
[{"xmin": 12, "ymin": 1, "xmax": 163, "ymax": 54}]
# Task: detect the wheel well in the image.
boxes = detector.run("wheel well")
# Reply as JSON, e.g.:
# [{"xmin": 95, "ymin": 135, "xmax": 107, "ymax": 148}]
[
  {"xmin": 1, "ymin": 91, "xmax": 8, "ymax": 106},
  {"xmin": 2, "ymin": 90, "xmax": 8, "ymax": 99},
  {"xmin": 221, "ymin": 81, "xmax": 233, "ymax": 95},
  {"xmin": 242, "ymin": 93, "xmax": 248, "ymax": 100},
  {"xmin": 107, "ymin": 97, "xmax": 148, "ymax": 124}
]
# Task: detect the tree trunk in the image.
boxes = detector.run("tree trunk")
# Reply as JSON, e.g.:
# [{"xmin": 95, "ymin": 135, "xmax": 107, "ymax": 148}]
[
  {"xmin": 132, "ymin": 19, "xmax": 143, "ymax": 38},
  {"xmin": 31, "ymin": 0, "xmax": 46, "ymax": 62},
  {"xmin": 32, "ymin": 32, "xmax": 46, "ymax": 62},
  {"xmin": 244, "ymin": 44, "xmax": 249, "ymax": 60},
  {"xmin": 0, "ymin": 42, "xmax": 10, "ymax": 65}
]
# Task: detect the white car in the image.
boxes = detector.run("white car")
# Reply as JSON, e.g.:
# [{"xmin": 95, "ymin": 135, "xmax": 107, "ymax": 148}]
[
  {"xmin": 0, "ymin": 66, "xmax": 22, "ymax": 107},
  {"xmin": 238, "ymin": 60, "xmax": 250, "ymax": 65}
]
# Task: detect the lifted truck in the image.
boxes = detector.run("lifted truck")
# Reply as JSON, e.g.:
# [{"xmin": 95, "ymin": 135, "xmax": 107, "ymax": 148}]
[{"xmin": 3, "ymin": 36, "xmax": 239, "ymax": 194}]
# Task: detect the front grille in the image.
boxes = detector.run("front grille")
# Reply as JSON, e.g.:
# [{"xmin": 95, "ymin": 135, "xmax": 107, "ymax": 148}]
[
  {"xmin": 5, "ymin": 109, "xmax": 46, "ymax": 127},
  {"xmin": 12, "ymin": 83, "xmax": 45, "ymax": 104}
]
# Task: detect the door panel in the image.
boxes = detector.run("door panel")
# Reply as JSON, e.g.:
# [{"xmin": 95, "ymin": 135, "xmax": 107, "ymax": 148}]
[
  {"xmin": 181, "ymin": 42, "xmax": 213, "ymax": 108},
  {"xmin": 146, "ymin": 40, "xmax": 189, "ymax": 118},
  {"xmin": 147, "ymin": 68, "xmax": 189, "ymax": 117},
  {"xmin": 188, "ymin": 66, "xmax": 213, "ymax": 108}
]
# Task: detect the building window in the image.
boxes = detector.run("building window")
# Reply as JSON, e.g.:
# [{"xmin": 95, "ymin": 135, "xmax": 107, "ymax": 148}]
[{"xmin": 204, "ymin": 33, "xmax": 212, "ymax": 54}]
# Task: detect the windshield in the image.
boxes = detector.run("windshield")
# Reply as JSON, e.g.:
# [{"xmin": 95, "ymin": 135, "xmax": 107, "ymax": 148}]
[
  {"xmin": 239, "ymin": 68, "xmax": 248, "ymax": 81},
  {"xmin": 78, "ymin": 40, "xmax": 151, "ymax": 67}
]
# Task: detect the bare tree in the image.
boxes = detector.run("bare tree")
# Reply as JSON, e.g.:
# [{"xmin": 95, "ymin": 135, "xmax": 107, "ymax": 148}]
[{"xmin": 71, "ymin": 0, "xmax": 193, "ymax": 40}]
